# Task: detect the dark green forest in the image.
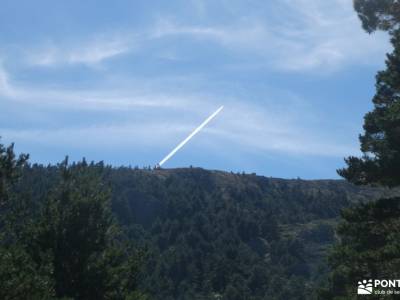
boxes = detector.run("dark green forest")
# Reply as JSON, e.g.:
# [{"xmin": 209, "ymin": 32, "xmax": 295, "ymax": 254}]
[{"xmin": 0, "ymin": 148, "xmax": 397, "ymax": 299}]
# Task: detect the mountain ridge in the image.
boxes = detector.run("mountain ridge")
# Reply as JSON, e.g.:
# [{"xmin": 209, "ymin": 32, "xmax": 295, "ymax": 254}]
[{"xmin": 19, "ymin": 164, "xmax": 399, "ymax": 299}]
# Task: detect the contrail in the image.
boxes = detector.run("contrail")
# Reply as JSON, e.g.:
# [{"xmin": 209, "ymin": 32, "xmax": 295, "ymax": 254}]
[{"xmin": 157, "ymin": 106, "xmax": 224, "ymax": 168}]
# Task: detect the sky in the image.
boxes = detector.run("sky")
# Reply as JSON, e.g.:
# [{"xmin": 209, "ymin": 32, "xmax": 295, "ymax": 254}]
[{"xmin": 0, "ymin": 0, "xmax": 392, "ymax": 179}]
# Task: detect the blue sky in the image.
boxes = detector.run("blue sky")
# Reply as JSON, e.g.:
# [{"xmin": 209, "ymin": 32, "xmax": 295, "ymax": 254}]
[{"xmin": 0, "ymin": 0, "xmax": 392, "ymax": 179}]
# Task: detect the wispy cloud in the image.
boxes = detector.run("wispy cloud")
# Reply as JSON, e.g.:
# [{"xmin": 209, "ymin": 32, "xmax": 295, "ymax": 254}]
[
  {"xmin": 151, "ymin": 18, "xmax": 269, "ymax": 52},
  {"xmin": 0, "ymin": 65, "xmax": 13, "ymax": 96},
  {"xmin": 0, "ymin": 66, "xmax": 357, "ymax": 158},
  {"xmin": 151, "ymin": 0, "xmax": 390, "ymax": 72},
  {"xmin": 1, "ymin": 103, "xmax": 357, "ymax": 158},
  {"xmin": 9, "ymin": 0, "xmax": 390, "ymax": 72},
  {"xmin": 0, "ymin": 64, "xmax": 188, "ymax": 111},
  {"xmin": 272, "ymin": 0, "xmax": 389, "ymax": 71},
  {"xmin": 208, "ymin": 102, "xmax": 357, "ymax": 157},
  {"xmin": 27, "ymin": 34, "xmax": 132, "ymax": 67}
]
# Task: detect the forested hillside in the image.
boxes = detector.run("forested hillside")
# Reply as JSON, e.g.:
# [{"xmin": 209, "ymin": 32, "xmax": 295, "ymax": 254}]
[{"xmin": 17, "ymin": 164, "xmax": 396, "ymax": 300}]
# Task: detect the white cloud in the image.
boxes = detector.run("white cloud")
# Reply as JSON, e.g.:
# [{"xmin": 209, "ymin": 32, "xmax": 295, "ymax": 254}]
[
  {"xmin": 1, "ymin": 108, "xmax": 355, "ymax": 158},
  {"xmin": 272, "ymin": 0, "xmax": 390, "ymax": 71},
  {"xmin": 10, "ymin": 1, "xmax": 391, "ymax": 72},
  {"xmin": 12, "ymin": 89, "xmax": 188, "ymax": 111},
  {"xmin": 0, "ymin": 65, "xmax": 192, "ymax": 111},
  {"xmin": 0, "ymin": 70, "xmax": 9, "ymax": 94},
  {"xmin": 28, "ymin": 34, "xmax": 132, "ymax": 67},
  {"xmin": 1, "ymin": 70, "xmax": 357, "ymax": 158},
  {"xmin": 151, "ymin": 18, "xmax": 269, "ymax": 51},
  {"xmin": 152, "ymin": 0, "xmax": 390, "ymax": 72},
  {"xmin": 206, "ymin": 102, "xmax": 357, "ymax": 157},
  {"xmin": 0, "ymin": 65, "xmax": 13, "ymax": 96}
]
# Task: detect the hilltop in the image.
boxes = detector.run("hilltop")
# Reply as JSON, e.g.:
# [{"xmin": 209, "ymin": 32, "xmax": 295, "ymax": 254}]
[{"xmin": 19, "ymin": 165, "xmax": 397, "ymax": 299}]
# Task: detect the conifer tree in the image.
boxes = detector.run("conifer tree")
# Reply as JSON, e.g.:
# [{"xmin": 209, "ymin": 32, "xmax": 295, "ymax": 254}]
[
  {"xmin": 354, "ymin": 0, "xmax": 400, "ymax": 34},
  {"xmin": 0, "ymin": 141, "xmax": 54, "ymax": 299},
  {"xmin": 29, "ymin": 158, "xmax": 145, "ymax": 300},
  {"xmin": 0, "ymin": 144, "xmax": 146, "ymax": 299},
  {"xmin": 338, "ymin": 30, "xmax": 400, "ymax": 187},
  {"xmin": 322, "ymin": 2, "xmax": 400, "ymax": 298}
]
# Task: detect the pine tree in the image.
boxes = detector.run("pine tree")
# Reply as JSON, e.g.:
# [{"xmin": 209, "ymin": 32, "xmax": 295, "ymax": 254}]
[
  {"xmin": 0, "ymin": 141, "xmax": 54, "ymax": 299},
  {"xmin": 322, "ymin": 2, "xmax": 400, "ymax": 299},
  {"xmin": 0, "ymin": 141, "xmax": 28, "ymax": 206},
  {"xmin": 354, "ymin": 0, "xmax": 400, "ymax": 34},
  {"xmin": 0, "ymin": 145, "xmax": 146, "ymax": 299},
  {"xmin": 338, "ymin": 30, "xmax": 400, "ymax": 187},
  {"xmin": 29, "ymin": 158, "xmax": 145, "ymax": 300}
]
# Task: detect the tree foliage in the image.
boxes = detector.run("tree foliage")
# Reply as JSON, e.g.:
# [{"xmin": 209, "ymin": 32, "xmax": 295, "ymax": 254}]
[
  {"xmin": 354, "ymin": 0, "xmax": 400, "ymax": 34},
  {"xmin": 0, "ymin": 141, "xmax": 28, "ymax": 206},
  {"xmin": 19, "ymin": 164, "xmax": 386, "ymax": 299},
  {"xmin": 321, "ymin": 198, "xmax": 400, "ymax": 299},
  {"xmin": 0, "ymin": 143, "xmax": 145, "ymax": 300},
  {"xmin": 323, "ymin": 2, "xmax": 400, "ymax": 299},
  {"xmin": 338, "ymin": 30, "xmax": 400, "ymax": 187},
  {"xmin": 0, "ymin": 141, "xmax": 54, "ymax": 299},
  {"xmin": 0, "ymin": 136, "xmax": 393, "ymax": 299}
]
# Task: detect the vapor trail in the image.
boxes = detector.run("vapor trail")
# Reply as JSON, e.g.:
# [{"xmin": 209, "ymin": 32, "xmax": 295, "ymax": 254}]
[{"xmin": 158, "ymin": 106, "xmax": 224, "ymax": 167}]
